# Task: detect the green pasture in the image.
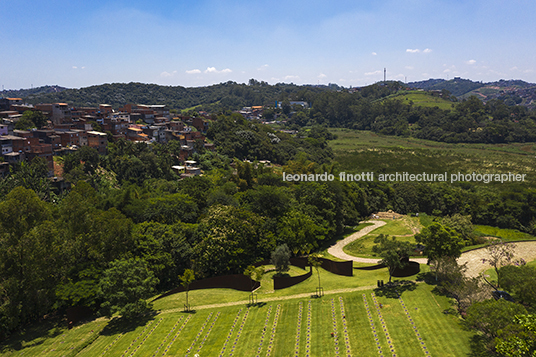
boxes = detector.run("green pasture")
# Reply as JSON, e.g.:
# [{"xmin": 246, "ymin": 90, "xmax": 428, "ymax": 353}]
[
  {"xmin": 461, "ymin": 225, "xmax": 536, "ymax": 252},
  {"xmin": 329, "ymin": 129, "xmax": 536, "ymax": 186},
  {"xmin": 342, "ymin": 217, "xmax": 421, "ymax": 258},
  {"xmin": 0, "ymin": 284, "xmax": 473, "ymax": 357},
  {"xmin": 382, "ymin": 90, "xmax": 455, "ymax": 110},
  {"xmin": 473, "ymin": 225, "xmax": 535, "ymax": 241},
  {"xmin": 344, "ymin": 234, "xmax": 419, "ymax": 258}
]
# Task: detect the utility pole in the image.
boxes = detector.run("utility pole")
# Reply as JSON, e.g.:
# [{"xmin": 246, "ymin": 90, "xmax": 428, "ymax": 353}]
[{"xmin": 384, "ymin": 68, "xmax": 386, "ymax": 83}]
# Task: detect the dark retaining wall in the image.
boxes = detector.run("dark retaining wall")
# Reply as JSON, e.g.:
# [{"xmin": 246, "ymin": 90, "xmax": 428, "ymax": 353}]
[
  {"xmin": 392, "ymin": 261, "xmax": 420, "ymax": 277},
  {"xmin": 354, "ymin": 260, "xmax": 420, "ymax": 277},
  {"xmin": 319, "ymin": 258, "xmax": 353, "ymax": 276},
  {"xmin": 66, "ymin": 306, "xmax": 93, "ymax": 325},
  {"xmin": 155, "ymin": 256, "xmax": 357, "ymax": 300},
  {"xmin": 274, "ymin": 266, "xmax": 313, "ymax": 290},
  {"xmin": 254, "ymin": 257, "xmax": 352, "ymax": 276},
  {"xmin": 153, "ymin": 274, "xmax": 259, "ymax": 301},
  {"xmin": 354, "ymin": 263, "xmax": 385, "ymax": 271}
]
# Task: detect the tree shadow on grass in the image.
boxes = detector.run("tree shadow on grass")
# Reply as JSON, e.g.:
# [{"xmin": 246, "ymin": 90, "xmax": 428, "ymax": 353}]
[
  {"xmin": 247, "ymin": 302, "xmax": 267, "ymax": 308},
  {"xmin": 374, "ymin": 280, "xmax": 417, "ymax": 299},
  {"xmin": 0, "ymin": 313, "xmax": 69, "ymax": 352},
  {"xmin": 99, "ymin": 312, "xmax": 157, "ymax": 336},
  {"xmin": 415, "ymin": 271, "xmax": 438, "ymax": 285}
]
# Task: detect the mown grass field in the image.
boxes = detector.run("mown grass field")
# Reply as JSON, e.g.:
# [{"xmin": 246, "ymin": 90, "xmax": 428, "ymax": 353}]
[
  {"xmin": 340, "ymin": 216, "xmax": 536, "ymax": 258},
  {"xmin": 382, "ymin": 90, "xmax": 455, "ymax": 110},
  {"xmin": 0, "ymin": 283, "xmax": 473, "ymax": 357},
  {"xmin": 150, "ymin": 262, "xmax": 428, "ymax": 312},
  {"xmin": 343, "ymin": 217, "xmax": 421, "ymax": 258},
  {"xmin": 329, "ymin": 128, "xmax": 536, "ymax": 186}
]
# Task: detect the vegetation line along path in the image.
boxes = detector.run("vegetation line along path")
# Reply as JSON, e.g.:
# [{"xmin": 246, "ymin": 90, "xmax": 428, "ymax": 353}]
[
  {"xmin": 330, "ymin": 219, "xmax": 536, "ymax": 278},
  {"xmin": 158, "ymin": 285, "xmax": 378, "ymax": 314},
  {"xmin": 328, "ymin": 220, "xmax": 428, "ymax": 264}
]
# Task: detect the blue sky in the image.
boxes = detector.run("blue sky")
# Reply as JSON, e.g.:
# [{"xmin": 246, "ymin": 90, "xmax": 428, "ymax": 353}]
[{"xmin": 1, "ymin": 0, "xmax": 535, "ymax": 89}]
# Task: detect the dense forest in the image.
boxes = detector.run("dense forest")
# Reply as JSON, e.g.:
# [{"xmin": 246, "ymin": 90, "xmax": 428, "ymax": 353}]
[
  {"xmin": 2, "ymin": 109, "xmax": 536, "ymax": 339},
  {"xmin": 2, "ymin": 80, "xmax": 536, "ymax": 341}
]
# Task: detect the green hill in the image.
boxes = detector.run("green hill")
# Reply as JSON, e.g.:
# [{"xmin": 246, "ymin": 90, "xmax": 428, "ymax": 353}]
[{"xmin": 382, "ymin": 90, "xmax": 455, "ymax": 110}]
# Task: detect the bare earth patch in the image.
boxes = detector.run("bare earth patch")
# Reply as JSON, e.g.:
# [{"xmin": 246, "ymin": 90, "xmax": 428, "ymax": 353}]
[{"xmin": 458, "ymin": 241, "xmax": 536, "ymax": 277}]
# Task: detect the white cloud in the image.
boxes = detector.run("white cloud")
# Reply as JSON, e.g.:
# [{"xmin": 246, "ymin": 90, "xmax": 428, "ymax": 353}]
[
  {"xmin": 364, "ymin": 70, "xmax": 382, "ymax": 76},
  {"xmin": 466, "ymin": 59, "xmax": 476, "ymax": 65},
  {"xmin": 186, "ymin": 69, "xmax": 201, "ymax": 74},
  {"xmin": 407, "ymin": 48, "xmax": 432, "ymax": 54},
  {"xmin": 405, "ymin": 66, "xmax": 414, "ymax": 70},
  {"xmin": 160, "ymin": 70, "xmax": 178, "ymax": 77},
  {"xmin": 205, "ymin": 67, "xmax": 232, "ymax": 74},
  {"xmin": 72, "ymin": 66, "xmax": 78, "ymax": 69},
  {"xmin": 318, "ymin": 73, "xmax": 327, "ymax": 79},
  {"xmin": 524, "ymin": 69, "xmax": 534, "ymax": 73},
  {"xmin": 257, "ymin": 64, "xmax": 269, "ymax": 71},
  {"xmin": 371, "ymin": 52, "xmax": 377, "ymax": 56},
  {"xmin": 510, "ymin": 66, "xmax": 518, "ymax": 71}
]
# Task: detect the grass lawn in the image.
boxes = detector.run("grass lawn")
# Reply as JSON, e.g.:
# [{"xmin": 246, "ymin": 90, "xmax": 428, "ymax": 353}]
[
  {"xmin": 344, "ymin": 233, "xmax": 420, "ymax": 258},
  {"xmin": 0, "ymin": 283, "xmax": 473, "ymax": 357},
  {"xmin": 473, "ymin": 225, "xmax": 535, "ymax": 241},
  {"xmin": 151, "ymin": 263, "xmax": 430, "ymax": 312},
  {"xmin": 461, "ymin": 225, "xmax": 536, "ymax": 252},
  {"xmin": 382, "ymin": 90, "xmax": 455, "ymax": 110},
  {"xmin": 342, "ymin": 217, "xmax": 423, "ymax": 258}
]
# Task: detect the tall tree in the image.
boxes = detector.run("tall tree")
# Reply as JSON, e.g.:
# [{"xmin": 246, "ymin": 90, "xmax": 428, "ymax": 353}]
[
  {"xmin": 179, "ymin": 269, "xmax": 195, "ymax": 312},
  {"xmin": 0, "ymin": 187, "xmax": 58, "ymax": 338},
  {"xmin": 271, "ymin": 244, "xmax": 291, "ymax": 275},
  {"xmin": 195, "ymin": 205, "xmax": 275, "ymax": 276},
  {"xmin": 98, "ymin": 258, "xmax": 159, "ymax": 319},
  {"xmin": 415, "ymin": 222, "xmax": 465, "ymax": 280},
  {"xmin": 308, "ymin": 253, "xmax": 323, "ymax": 297},
  {"xmin": 372, "ymin": 234, "xmax": 414, "ymax": 283}
]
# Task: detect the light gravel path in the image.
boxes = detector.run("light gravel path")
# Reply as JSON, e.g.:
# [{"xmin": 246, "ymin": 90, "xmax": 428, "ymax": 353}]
[
  {"xmin": 328, "ymin": 220, "xmax": 536, "ymax": 278},
  {"xmin": 158, "ymin": 285, "xmax": 379, "ymax": 314},
  {"xmin": 458, "ymin": 241, "xmax": 536, "ymax": 277},
  {"xmin": 327, "ymin": 220, "xmax": 428, "ymax": 264}
]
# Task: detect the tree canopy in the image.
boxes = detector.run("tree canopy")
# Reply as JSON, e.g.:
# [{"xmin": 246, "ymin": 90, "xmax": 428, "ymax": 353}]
[{"xmin": 98, "ymin": 258, "xmax": 159, "ymax": 319}]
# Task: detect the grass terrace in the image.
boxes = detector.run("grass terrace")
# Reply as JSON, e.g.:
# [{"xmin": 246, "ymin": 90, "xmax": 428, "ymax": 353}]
[{"xmin": 0, "ymin": 283, "xmax": 474, "ymax": 357}]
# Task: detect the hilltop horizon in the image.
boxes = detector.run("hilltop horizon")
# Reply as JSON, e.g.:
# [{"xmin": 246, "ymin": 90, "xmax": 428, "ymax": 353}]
[{"xmin": 2, "ymin": 76, "xmax": 535, "ymax": 93}]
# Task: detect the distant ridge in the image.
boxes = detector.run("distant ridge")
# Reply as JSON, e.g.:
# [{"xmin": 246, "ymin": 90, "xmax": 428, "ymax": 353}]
[
  {"xmin": 0, "ymin": 85, "xmax": 67, "ymax": 99},
  {"xmin": 408, "ymin": 78, "xmax": 536, "ymax": 108},
  {"xmin": 4, "ymin": 78, "xmax": 536, "ymax": 110}
]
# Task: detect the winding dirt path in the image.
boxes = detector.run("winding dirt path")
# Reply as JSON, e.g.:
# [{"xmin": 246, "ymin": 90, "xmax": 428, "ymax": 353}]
[
  {"xmin": 329, "ymin": 220, "xmax": 536, "ymax": 278},
  {"xmin": 327, "ymin": 220, "xmax": 428, "ymax": 264}
]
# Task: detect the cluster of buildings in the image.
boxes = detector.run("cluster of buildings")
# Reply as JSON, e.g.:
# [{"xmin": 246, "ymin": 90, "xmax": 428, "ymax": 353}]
[{"xmin": 0, "ymin": 98, "xmax": 213, "ymax": 178}]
